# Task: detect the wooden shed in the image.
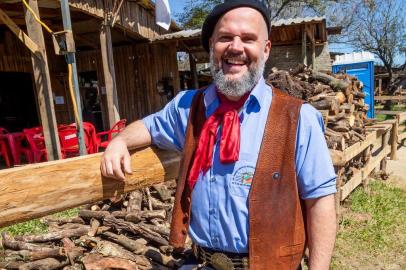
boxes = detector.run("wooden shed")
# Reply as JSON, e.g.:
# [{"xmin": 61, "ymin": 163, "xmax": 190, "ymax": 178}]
[{"xmin": 0, "ymin": 0, "xmax": 180, "ymax": 159}]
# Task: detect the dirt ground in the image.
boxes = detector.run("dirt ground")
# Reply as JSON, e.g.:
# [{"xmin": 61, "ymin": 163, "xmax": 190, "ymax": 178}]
[{"xmin": 386, "ymin": 145, "xmax": 406, "ymax": 189}]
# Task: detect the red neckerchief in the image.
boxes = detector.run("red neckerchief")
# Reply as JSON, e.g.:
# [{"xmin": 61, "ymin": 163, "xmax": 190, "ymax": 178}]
[{"xmin": 187, "ymin": 90, "xmax": 250, "ymax": 189}]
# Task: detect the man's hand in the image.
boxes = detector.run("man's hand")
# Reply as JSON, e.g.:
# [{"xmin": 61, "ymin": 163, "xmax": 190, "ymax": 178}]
[
  {"xmin": 100, "ymin": 137, "xmax": 132, "ymax": 180},
  {"xmin": 100, "ymin": 120, "xmax": 152, "ymax": 180},
  {"xmin": 305, "ymin": 194, "xmax": 337, "ymax": 270}
]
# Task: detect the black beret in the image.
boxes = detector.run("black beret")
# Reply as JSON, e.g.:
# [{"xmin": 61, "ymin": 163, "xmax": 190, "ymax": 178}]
[{"xmin": 201, "ymin": 0, "xmax": 271, "ymax": 53}]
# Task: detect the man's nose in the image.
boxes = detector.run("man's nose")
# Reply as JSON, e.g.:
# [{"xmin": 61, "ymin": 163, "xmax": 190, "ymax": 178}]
[{"xmin": 228, "ymin": 36, "xmax": 244, "ymax": 52}]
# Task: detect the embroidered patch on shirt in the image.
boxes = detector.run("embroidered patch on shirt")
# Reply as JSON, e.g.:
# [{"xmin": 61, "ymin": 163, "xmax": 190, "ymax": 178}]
[{"xmin": 232, "ymin": 166, "xmax": 255, "ymax": 186}]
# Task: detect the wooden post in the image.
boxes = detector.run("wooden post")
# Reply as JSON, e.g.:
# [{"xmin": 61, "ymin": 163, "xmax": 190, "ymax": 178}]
[
  {"xmin": 100, "ymin": 22, "xmax": 120, "ymax": 128},
  {"xmin": 305, "ymin": 24, "xmax": 316, "ymax": 70},
  {"xmin": 334, "ymin": 166, "xmax": 344, "ymax": 228},
  {"xmin": 378, "ymin": 78, "xmax": 382, "ymax": 96},
  {"xmin": 311, "ymin": 26, "xmax": 316, "ymax": 70},
  {"xmin": 390, "ymin": 114, "xmax": 399, "ymax": 160},
  {"xmin": 24, "ymin": 0, "xmax": 61, "ymax": 160},
  {"xmin": 189, "ymin": 53, "xmax": 199, "ymax": 89},
  {"xmin": 301, "ymin": 25, "xmax": 307, "ymax": 66}
]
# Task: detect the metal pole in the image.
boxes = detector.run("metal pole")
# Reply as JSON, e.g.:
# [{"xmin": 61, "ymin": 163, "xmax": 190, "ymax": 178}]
[{"xmin": 60, "ymin": 0, "xmax": 86, "ymax": 155}]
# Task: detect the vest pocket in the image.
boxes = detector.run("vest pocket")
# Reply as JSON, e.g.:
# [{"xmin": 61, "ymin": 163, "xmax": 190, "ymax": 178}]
[{"xmin": 279, "ymin": 243, "xmax": 305, "ymax": 257}]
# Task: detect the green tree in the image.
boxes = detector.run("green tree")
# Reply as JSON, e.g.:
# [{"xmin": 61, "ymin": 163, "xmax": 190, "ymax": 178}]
[
  {"xmin": 328, "ymin": 0, "xmax": 406, "ymax": 92},
  {"xmin": 176, "ymin": 0, "xmax": 333, "ymax": 29}
]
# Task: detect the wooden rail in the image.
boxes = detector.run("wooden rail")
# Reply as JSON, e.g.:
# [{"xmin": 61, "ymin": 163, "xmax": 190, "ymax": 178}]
[
  {"xmin": 374, "ymin": 96, "xmax": 406, "ymax": 101},
  {"xmin": 0, "ymin": 147, "xmax": 180, "ymax": 228},
  {"xmin": 330, "ymin": 121, "xmax": 393, "ymax": 216}
]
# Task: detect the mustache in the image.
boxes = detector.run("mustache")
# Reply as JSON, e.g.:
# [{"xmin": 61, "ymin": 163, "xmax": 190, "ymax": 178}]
[{"xmin": 222, "ymin": 52, "xmax": 248, "ymax": 62}]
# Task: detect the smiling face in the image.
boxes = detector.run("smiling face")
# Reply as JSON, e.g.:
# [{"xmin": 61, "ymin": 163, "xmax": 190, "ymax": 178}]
[{"xmin": 209, "ymin": 7, "xmax": 271, "ymax": 98}]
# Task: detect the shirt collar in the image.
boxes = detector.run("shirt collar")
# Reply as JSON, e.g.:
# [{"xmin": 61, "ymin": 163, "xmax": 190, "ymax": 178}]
[{"xmin": 203, "ymin": 76, "xmax": 270, "ymax": 117}]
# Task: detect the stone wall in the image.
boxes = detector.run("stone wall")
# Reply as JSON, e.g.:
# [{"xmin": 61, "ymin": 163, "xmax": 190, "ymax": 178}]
[{"xmin": 265, "ymin": 42, "xmax": 332, "ymax": 75}]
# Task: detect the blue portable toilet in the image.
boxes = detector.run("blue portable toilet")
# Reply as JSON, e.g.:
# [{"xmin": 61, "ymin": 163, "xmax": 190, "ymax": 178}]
[{"xmin": 332, "ymin": 52, "xmax": 375, "ymax": 118}]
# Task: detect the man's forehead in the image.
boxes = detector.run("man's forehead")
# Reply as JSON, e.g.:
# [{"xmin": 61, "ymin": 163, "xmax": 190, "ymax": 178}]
[{"xmin": 213, "ymin": 7, "xmax": 268, "ymax": 35}]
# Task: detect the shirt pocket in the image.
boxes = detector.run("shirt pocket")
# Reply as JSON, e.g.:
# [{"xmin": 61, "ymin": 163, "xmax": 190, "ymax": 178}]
[{"xmin": 227, "ymin": 156, "xmax": 256, "ymax": 197}]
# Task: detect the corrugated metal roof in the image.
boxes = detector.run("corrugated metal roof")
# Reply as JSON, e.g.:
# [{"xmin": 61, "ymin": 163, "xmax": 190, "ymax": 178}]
[
  {"xmin": 272, "ymin": 16, "xmax": 325, "ymax": 27},
  {"xmin": 152, "ymin": 29, "xmax": 201, "ymax": 41},
  {"xmin": 152, "ymin": 16, "xmax": 325, "ymax": 42}
]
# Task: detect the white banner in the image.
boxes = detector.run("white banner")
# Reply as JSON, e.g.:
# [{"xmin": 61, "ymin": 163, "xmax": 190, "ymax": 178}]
[{"xmin": 155, "ymin": 0, "xmax": 171, "ymax": 30}]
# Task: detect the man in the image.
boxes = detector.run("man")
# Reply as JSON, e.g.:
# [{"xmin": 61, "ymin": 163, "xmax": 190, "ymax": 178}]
[{"xmin": 101, "ymin": 1, "xmax": 337, "ymax": 269}]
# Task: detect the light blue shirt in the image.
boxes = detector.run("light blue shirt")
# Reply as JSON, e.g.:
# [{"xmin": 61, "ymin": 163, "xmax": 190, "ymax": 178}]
[{"xmin": 143, "ymin": 77, "xmax": 336, "ymax": 253}]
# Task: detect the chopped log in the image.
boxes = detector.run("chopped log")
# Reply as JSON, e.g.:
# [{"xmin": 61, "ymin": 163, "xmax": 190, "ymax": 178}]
[
  {"xmin": 125, "ymin": 210, "xmax": 142, "ymax": 223},
  {"xmin": 81, "ymin": 254, "xmax": 140, "ymax": 270},
  {"xmin": 102, "ymin": 231, "xmax": 148, "ymax": 255},
  {"xmin": 40, "ymin": 217, "xmax": 85, "ymax": 226},
  {"xmin": 127, "ymin": 191, "xmax": 143, "ymax": 212},
  {"xmin": 140, "ymin": 223, "xmax": 170, "ymax": 238},
  {"xmin": 79, "ymin": 210, "xmax": 110, "ymax": 220},
  {"xmin": 312, "ymin": 71, "xmax": 350, "ymax": 91},
  {"xmin": 61, "ymin": 238, "xmax": 85, "ymax": 265},
  {"xmin": 142, "ymin": 210, "xmax": 166, "ymax": 221},
  {"xmin": 289, "ymin": 63, "xmax": 306, "ymax": 76},
  {"xmin": 103, "ymin": 216, "xmax": 169, "ymax": 246},
  {"xmin": 152, "ymin": 184, "xmax": 172, "ymax": 202},
  {"xmin": 4, "ymin": 248, "xmax": 64, "ymax": 261},
  {"xmin": 88, "ymin": 218, "xmax": 100, "ymax": 237},
  {"xmin": 95, "ymin": 240, "xmax": 140, "ymax": 262},
  {"xmin": 1, "ymin": 233, "xmax": 54, "ymax": 252},
  {"xmin": 144, "ymin": 187, "xmax": 153, "ymax": 211},
  {"xmin": 150, "ymin": 197, "xmax": 172, "ymax": 211},
  {"xmin": 102, "ymin": 231, "xmax": 178, "ymax": 267},
  {"xmin": 19, "ymin": 258, "xmax": 68, "ymax": 270},
  {"xmin": 14, "ymin": 227, "xmax": 89, "ymax": 243},
  {"xmin": 0, "ymin": 261, "xmax": 24, "ymax": 269}
]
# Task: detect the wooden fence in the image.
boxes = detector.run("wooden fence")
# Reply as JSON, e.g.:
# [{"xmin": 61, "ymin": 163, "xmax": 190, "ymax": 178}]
[{"xmin": 330, "ymin": 118, "xmax": 400, "ymax": 214}]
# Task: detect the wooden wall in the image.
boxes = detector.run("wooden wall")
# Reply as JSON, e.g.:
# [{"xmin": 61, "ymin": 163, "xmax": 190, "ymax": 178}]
[
  {"xmin": 1, "ymin": 27, "xmax": 180, "ymax": 130},
  {"xmin": 69, "ymin": 0, "xmax": 169, "ymax": 39},
  {"xmin": 76, "ymin": 41, "xmax": 180, "ymax": 123},
  {"xmin": 0, "ymin": 29, "xmax": 74, "ymax": 125}
]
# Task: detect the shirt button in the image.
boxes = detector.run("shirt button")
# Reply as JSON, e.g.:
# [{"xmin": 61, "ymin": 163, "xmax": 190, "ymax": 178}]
[
  {"xmin": 209, "ymin": 209, "xmax": 216, "ymax": 215},
  {"xmin": 210, "ymin": 177, "xmax": 216, "ymax": 182},
  {"xmin": 212, "ymin": 237, "xmax": 218, "ymax": 243}
]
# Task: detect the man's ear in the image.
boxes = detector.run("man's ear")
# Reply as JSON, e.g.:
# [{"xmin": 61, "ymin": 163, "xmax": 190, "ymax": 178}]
[{"xmin": 264, "ymin": 40, "xmax": 271, "ymax": 62}]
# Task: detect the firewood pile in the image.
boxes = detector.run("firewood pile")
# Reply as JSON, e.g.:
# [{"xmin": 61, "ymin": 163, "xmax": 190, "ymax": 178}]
[
  {"xmin": 0, "ymin": 182, "xmax": 190, "ymax": 270},
  {"xmin": 267, "ymin": 64, "xmax": 375, "ymax": 151}
]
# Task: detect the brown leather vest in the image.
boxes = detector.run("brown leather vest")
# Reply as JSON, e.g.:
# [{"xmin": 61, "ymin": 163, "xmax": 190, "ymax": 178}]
[{"xmin": 169, "ymin": 88, "xmax": 306, "ymax": 270}]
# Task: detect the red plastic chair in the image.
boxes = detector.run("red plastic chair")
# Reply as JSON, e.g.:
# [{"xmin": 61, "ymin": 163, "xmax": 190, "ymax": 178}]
[
  {"xmin": 58, "ymin": 126, "xmax": 80, "ymax": 158},
  {"xmin": 63, "ymin": 122, "xmax": 97, "ymax": 155},
  {"xmin": 0, "ymin": 128, "xmax": 11, "ymax": 167},
  {"xmin": 23, "ymin": 127, "xmax": 47, "ymax": 163},
  {"xmin": 96, "ymin": 119, "xmax": 127, "ymax": 150}
]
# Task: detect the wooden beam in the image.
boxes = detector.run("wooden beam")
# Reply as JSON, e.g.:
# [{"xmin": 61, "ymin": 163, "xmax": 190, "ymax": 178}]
[
  {"xmin": 301, "ymin": 25, "xmax": 307, "ymax": 65},
  {"xmin": 0, "ymin": 147, "xmax": 180, "ymax": 228},
  {"xmin": 0, "ymin": 8, "xmax": 40, "ymax": 55},
  {"xmin": 24, "ymin": 0, "xmax": 61, "ymax": 160},
  {"xmin": 100, "ymin": 22, "xmax": 120, "ymax": 128},
  {"xmin": 374, "ymin": 96, "xmax": 406, "ymax": 101},
  {"xmin": 189, "ymin": 52, "xmax": 198, "ymax": 89}
]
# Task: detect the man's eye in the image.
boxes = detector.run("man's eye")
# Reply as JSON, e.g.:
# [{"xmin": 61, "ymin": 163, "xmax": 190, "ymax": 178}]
[
  {"xmin": 242, "ymin": 37, "xmax": 255, "ymax": 44},
  {"xmin": 218, "ymin": 36, "xmax": 233, "ymax": 42}
]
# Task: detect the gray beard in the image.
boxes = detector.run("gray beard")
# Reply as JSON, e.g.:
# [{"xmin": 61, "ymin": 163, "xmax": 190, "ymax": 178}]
[{"xmin": 210, "ymin": 48, "xmax": 265, "ymax": 97}]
